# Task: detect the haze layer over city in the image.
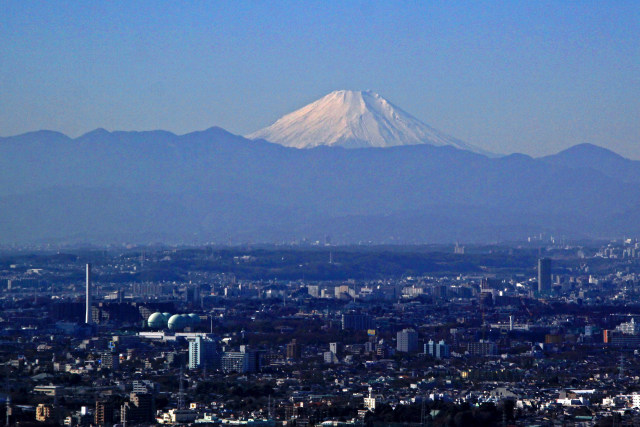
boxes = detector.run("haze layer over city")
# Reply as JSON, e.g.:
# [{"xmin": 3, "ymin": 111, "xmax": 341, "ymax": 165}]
[{"xmin": 1, "ymin": 2, "xmax": 640, "ymax": 427}]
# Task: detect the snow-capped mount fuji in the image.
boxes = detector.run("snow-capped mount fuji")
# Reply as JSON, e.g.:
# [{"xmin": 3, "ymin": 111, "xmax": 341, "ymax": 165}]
[{"xmin": 248, "ymin": 90, "xmax": 489, "ymax": 154}]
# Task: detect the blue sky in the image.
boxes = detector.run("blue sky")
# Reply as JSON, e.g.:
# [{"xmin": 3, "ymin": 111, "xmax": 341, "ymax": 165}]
[{"xmin": 1, "ymin": 1, "xmax": 639, "ymax": 157}]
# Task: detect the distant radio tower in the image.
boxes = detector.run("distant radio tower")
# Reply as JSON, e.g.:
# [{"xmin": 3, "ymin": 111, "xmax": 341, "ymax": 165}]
[{"xmin": 85, "ymin": 264, "xmax": 92, "ymax": 324}]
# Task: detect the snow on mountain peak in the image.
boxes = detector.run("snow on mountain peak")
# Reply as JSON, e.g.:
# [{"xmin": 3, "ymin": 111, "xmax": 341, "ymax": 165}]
[{"xmin": 247, "ymin": 90, "xmax": 488, "ymax": 154}]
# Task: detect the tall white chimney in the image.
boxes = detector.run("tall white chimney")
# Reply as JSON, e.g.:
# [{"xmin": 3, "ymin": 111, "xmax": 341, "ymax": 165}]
[{"xmin": 85, "ymin": 263, "xmax": 92, "ymax": 324}]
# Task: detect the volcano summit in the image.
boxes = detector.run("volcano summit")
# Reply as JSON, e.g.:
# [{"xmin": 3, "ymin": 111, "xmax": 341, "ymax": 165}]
[{"xmin": 248, "ymin": 90, "xmax": 489, "ymax": 154}]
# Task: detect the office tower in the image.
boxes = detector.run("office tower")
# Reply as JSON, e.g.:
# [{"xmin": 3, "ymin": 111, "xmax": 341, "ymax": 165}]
[
  {"xmin": 396, "ymin": 328, "xmax": 418, "ymax": 353},
  {"xmin": 538, "ymin": 258, "xmax": 552, "ymax": 294},
  {"xmin": 85, "ymin": 264, "xmax": 92, "ymax": 324},
  {"xmin": 185, "ymin": 285, "xmax": 201, "ymax": 306}
]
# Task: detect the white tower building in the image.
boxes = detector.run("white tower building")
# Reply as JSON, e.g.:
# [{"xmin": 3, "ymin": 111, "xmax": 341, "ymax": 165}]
[{"xmin": 85, "ymin": 264, "xmax": 92, "ymax": 324}]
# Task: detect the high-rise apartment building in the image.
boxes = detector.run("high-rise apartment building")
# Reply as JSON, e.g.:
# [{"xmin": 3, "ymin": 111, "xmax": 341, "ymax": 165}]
[
  {"xmin": 188, "ymin": 336, "xmax": 218, "ymax": 370},
  {"xmin": 426, "ymin": 340, "xmax": 450, "ymax": 359}
]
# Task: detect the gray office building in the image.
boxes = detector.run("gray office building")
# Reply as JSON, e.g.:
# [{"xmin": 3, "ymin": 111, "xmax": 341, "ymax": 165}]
[
  {"xmin": 538, "ymin": 258, "xmax": 552, "ymax": 294},
  {"xmin": 396, "ymin": 328, "xmax": 418, "ymax": 353}
]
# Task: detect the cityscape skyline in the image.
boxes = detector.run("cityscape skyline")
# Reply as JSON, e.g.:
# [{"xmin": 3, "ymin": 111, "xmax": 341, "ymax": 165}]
[
  {"xmin": 4, "ymin": 241, "xmax": 640, "ymax": 425},
  {"xmin": 3, "ymin": 3, "xmax": 640, "ymax": 424}
]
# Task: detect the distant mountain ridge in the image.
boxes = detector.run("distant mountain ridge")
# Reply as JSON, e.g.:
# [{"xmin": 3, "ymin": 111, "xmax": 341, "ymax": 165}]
[
  {"xmin": 541, "ymin": 143, "xmax": 640, "ymax": 185},
  {"xmin": 247, "ymin": 90, "xmax": 491, "ymax": 155},
  {"xmin": 0, "ymin": 127, "xmax": 638, "ymax": 245}
]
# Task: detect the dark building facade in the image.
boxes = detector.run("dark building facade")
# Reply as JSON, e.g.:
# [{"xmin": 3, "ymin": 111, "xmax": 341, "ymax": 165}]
[
  {"xmin": 95, "ymin": 400, "xmax": 115, "ymax": 426},
  {"xmin": 341, "ymin": 313, "xmax": 375, "ymax": 330}
]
